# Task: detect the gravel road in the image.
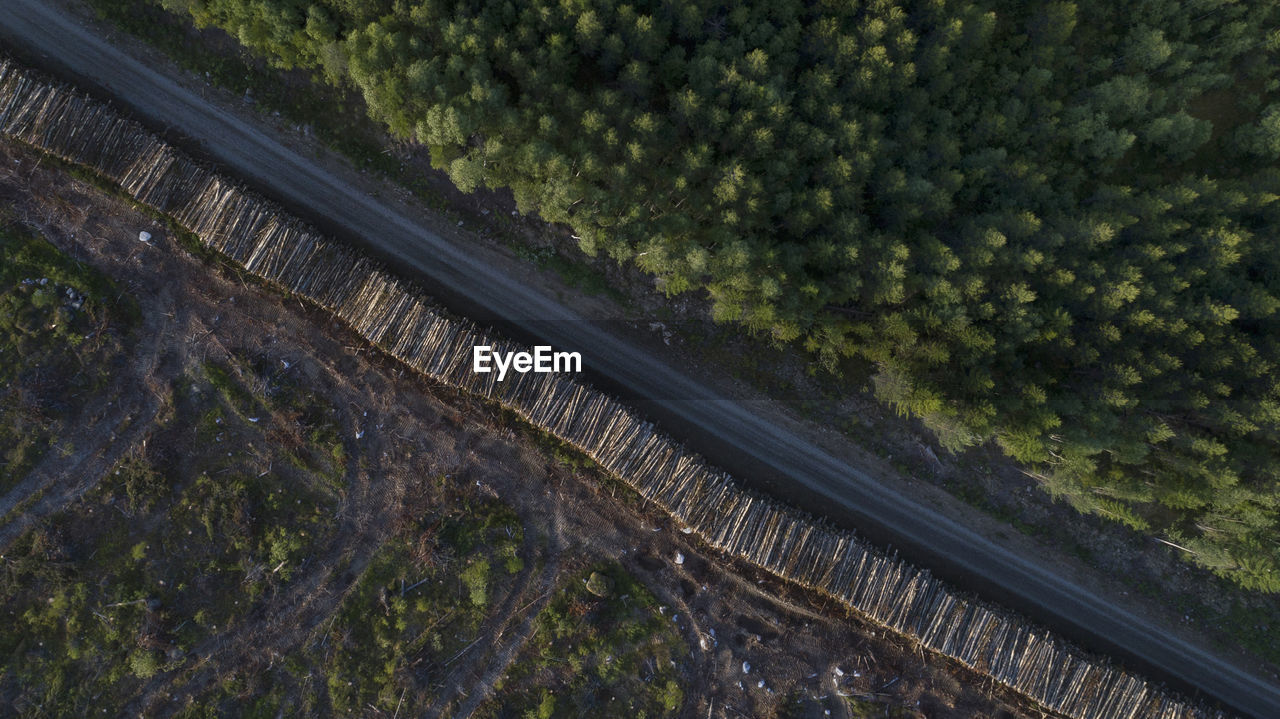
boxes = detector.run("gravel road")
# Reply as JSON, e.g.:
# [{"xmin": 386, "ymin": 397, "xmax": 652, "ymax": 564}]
[{"xmin": 1, "ymin": 2, "xmax": 1276, "ymax": 716}]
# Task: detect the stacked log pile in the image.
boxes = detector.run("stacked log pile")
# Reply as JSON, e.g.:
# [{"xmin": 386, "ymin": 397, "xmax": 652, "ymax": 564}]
[{"xmin": 0, "ymin": 57, "xmax": 1225, "ymax": 719}]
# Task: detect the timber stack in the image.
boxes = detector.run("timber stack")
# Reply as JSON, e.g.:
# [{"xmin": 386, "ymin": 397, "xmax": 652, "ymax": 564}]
[{"xmin": 0, "ymin": 57, "xmax": 1225, "ymax": 719}]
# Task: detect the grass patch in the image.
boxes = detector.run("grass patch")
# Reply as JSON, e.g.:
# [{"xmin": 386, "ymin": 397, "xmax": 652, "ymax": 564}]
[
  {"xmin": 475, "ymin": 563, "xmax": 687, "ymax": 719},
  {"xmin": 203, "ymin": 360, "xmax": 257, "ymax": 416},
  {"xmin": 239, "ymin": 351, "xmax": 347, "ymax": 480},
  {"xmin": 512, "ymin": 244, "xmax": 626, "ymax": 302},
  {"xmin": 0, "ymin": 450, "xmax": 337, "ymax": 714},
  {"xmin": 193, "ymin": 351, "xmax": 348, "ymax": 487},
  {"xmin": 0, "ymin": 341, "xmax": 356, "ymax": 715},
  {"xmin": 316, "ymin": 498, "xmax": 525, "ymax": 715},
  {"xmin": 777, "ymin": 693, "xmax": 914, "ymax": 719},
  {"xmin": 0, "ymin": 206, "xmax": 135, "ymax": 493}
]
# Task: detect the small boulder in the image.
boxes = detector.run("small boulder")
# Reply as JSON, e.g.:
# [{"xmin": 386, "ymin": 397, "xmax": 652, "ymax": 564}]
[
  {"xmin": 138, "ymin": 231, "xmax": 152, "ymax": 243},
  {"xmin": 585, "ymin": 571, "xmax": 613, "ymax": 598}
]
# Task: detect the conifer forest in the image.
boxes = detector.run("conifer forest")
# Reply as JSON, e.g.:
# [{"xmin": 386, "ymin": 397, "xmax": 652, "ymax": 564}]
[{"xmin": 154, "ymin": 0, "xmax": 1280, "ymax": 590}]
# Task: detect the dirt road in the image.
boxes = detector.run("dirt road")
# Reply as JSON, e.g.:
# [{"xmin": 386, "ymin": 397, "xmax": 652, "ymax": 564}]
[{"xmin": 1, "ymin": 2, "xmax": 1276, "ymax": 716}]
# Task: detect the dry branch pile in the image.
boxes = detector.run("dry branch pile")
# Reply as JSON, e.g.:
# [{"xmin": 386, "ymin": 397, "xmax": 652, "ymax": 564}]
[{"xmin": 0, "ymin": 57, "xmax": 1223, "ymax": 719}]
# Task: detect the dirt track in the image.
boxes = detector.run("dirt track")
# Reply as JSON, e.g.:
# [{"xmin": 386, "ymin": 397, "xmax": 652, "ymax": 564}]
[{"xmin": 0, "ymin": 3, "xmax": 1276, "ymax": 716}]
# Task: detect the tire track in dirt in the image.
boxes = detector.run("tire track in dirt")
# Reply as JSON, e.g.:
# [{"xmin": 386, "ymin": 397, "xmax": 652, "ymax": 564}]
[
  {"xmin": 419, "ymin": 502, "xmax": 564, "ymax": 719},
  {"xmin": 821, "ymin": 664, "xmax": 855, "ymax": 719},
  {"xmin": 630, "ymin": 559, "xmax": 714, "ymax": 718},
  {"xmin": 0, "ymin": 222, "xmax": 181, "ymax": 553},
  {"xmin": 128, "ymin": 388, "xmax": 403, "ymax": 717},
  {"xmin": 445, "ymin": 504, "xmax": 568, "ymax": 719}
]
